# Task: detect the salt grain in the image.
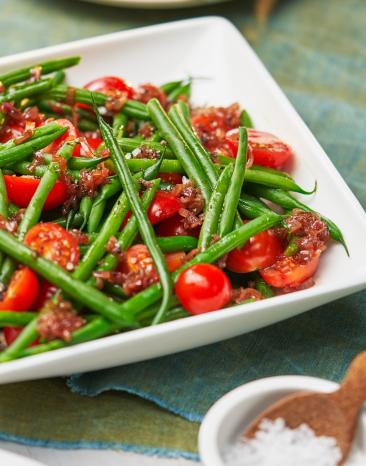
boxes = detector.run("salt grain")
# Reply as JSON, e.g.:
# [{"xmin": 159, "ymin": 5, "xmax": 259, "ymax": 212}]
[{"xmin": 223, "ymin": 418, "xmax": 365, "ymax": 466}]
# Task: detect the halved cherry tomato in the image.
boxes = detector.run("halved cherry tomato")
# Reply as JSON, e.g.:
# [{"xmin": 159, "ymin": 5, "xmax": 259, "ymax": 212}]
[
  {"xmin": 148, "ymin": 191, "xmax": 181, "ymax": 225},
  {"xmin": 3, "ymin": 327, "xmax": 39, "ymax": 346},
  {"xmin": 4, "ymin": 175, "xmax": 68, "ymax": 211},
  {"xmin": 122, "ymin": 244, "xmax": 185, "ymax": 275},
  {"xmin": 24, "ymin": 223, "xmax": 80, "ymax": 270},
  {"xmin": 155, "ymin": 214, "xmax": 200, "ymax": 238},
  {"xmin": 225, "ymin": 128, "xmax": 294, "ymax": 169},
  {"xmin": 175, "ymin": 263, "xmax": 232, "ymax": 315},
  {"xmin": 0, "ymin": 267, "xmax": 39, "ymax": 311},
  {"xmin": 44, "ymin": 118, "xmax": 79, "ymax": 155},
  {"xmin": 259, "ymin": 252, "xmax": 320, "ymax": 288},
  {"xmin": 158, "ymin": 173, "xmax": 183, "ymax": 184},
  {"xmin": 226, "ymin": 229, "xmax": 283, "ymax": 274}
]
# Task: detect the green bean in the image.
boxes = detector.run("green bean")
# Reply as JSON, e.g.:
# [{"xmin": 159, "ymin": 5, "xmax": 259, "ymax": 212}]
[
  {"xmin": 240, "ymin": 109, "xmax": 254, "ymax": 128},
  {"xmin": 246, "ymin": 184, "xmax": 348, "ymax": 252},
  {"xmin": 96, "ymin": 109, "xmax": 172, "ymax": 326},
  {"xmin": 0, "ymin": 78, "xmax": 54, "ymax": 105},
  {"xmin": 0, "ymin": 311, "xmax": 37, "ymax": 327},
  {"xmin": 156, "ymin": 236, "xmax": 198, "ymax": 253},
  {"xmin": 0, "ymin": 127, "xmax": 67, "ymax": 168},
  {"xmin": 0, "ymin": 169, "xmax": 8, "ymax": 218},
  {"xmin": 168, "ymin": 80, "xmax": 191, "ymax": 101},
  {"xmin": 48, "ymin": 85, "xmax": 149, "ymax": 120},
  {"xmin": 87, "ymin": 199, "xmax": 106, "ymax": 234},
  {"xmin": 68, "ymin": 156, "xmax": 107, "ymax": 170},
  {"xmin": 199, "ymin": 164, "xmax": 233, "ymax": 249},
  {"xmin": 79, "ymin": 196, "xmax": 93, "ymax": 231},
  {"xmin": 254, "ymin": 273, "xmax": 274, "ymax": 298},
  {"xmin": 117, "ymin": 138, "xmax": 173, "ymax": 158},
  {"xmin": 127, "ymin": 158, "xmax": 181, "ymax": 173},
  {"xmin": 250, "ymin": 164, "xmax": 292, "ymax": 179},
  {"xmin": 37, "ymin": 99, "xmax": 97, "ymax": 123},
  {"xmin": 142, "ymin": 152, "xmax": 165, "ymax": 181},
  {"xmin": 78, "ymin": 118, "xmax": 98, "ymax": 132},
  {"xmin": 113, "ymin": 112, "xmax": 127, "ymax": 137},
  {"xmin": 169, "ymin": 102, "xmax": 217, "ymax": 187},
  {"xmin": 92, "ymin": 176, "xmax": 121, "ymax": 205},
  {"xmin": 219, "ymin": 128, "xmax": 248, "ymax": 236},
  {"xmin": 9, "ymin": 161, "xmax": 77, "ymax": 179},
  {"xmin": 0, "ymin": 228, "xmax": 136, "ymax": 326},
  {"xmin": 53, "ymin": 212, "xmax": 83, "ymax": 228},
  {"xmin": 51, "ymin": 70, "xmax": 66, "ymax": 86},
  {"xmin": 148, "ymin": 98, "xmax": 211, "ymax": 203},
  {"xmin": 8, "ymin": 203, "xmax": 19, "ymax": 217},
  {"xmin": 0, "ymin": 56, "xmax": 80, "ymax": 88},
  {"xmin": 238, "ymin": 193, "xmax": 274, "ymax": 219},
  {"xmin": 160, "ymin": 80, "xmax": 182, "ymax": 94},
  {"xmin": 18, "ymin": 163, "xmax": 59, "ymax": 239},
  {"xmin": 284, "ymin": 239, "xmax": 299, "ymax": 257},
  {"xmin": 0, "ymin": 317, "xmax": 39, "ymax": 362}
]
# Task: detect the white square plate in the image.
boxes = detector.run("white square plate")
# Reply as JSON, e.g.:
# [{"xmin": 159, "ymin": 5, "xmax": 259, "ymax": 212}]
[{"xmin": 0, "ymin": 17, "xmax": 365, "ymax": 384}]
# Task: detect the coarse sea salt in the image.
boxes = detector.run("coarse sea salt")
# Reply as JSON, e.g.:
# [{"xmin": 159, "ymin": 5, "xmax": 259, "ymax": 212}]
[{"xmin": 223, "ymin": 418, "xmax": 366, "ymax": 466}]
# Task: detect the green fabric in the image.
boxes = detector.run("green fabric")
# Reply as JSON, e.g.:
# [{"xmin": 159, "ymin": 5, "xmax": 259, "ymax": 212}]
[{"xmin": 0, "ymin": 0, "xmax": 365, "ymax": 458}]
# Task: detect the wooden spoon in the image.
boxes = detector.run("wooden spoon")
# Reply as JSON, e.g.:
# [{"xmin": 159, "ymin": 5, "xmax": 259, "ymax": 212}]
[{"xmin": 243, "ymin": 352, "xmax": 366, "ymax": 465}]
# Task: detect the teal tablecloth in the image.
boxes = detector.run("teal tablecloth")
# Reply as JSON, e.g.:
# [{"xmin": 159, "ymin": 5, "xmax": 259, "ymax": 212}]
[{"xmin": 0, "ymin": 0, "xmax": 365, "ymax": 460}]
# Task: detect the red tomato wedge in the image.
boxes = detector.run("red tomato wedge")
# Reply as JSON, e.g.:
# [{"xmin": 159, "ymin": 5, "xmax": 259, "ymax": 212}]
[
  {"xmin": 123, "ymin": 244, "xmax": 185, "ymax": 275},
  {"xmin": 226, "ymin": 229, "xmax": 283, "ymax": 274},
  {"xmin": 0, "ymin": 267, "xmax": 39, "ymax": 311},
  {"xmin": 72, "ymin": 136, "xmax": 103, "ymax": 157},
  {"xmin": 175, "ymin": 264, "xmax": 232, "ymax": 315},
  {"xmin": 260, "ymin": 252, "xmax": 320, "ymax": 288},
  {"xmin": 4, "ymin": 175, "xmax": 68, "ymax": 211},
  {"xmin": 147, "ymin": 191, "xmax": 181, "ymax": 225},
  {"xmin": 24, "ymin": 223, "xmax": 80, "ymax": 270},
  {"xmin": 225, "ymin": 128, "xmax": 294, "ymax": 169}
]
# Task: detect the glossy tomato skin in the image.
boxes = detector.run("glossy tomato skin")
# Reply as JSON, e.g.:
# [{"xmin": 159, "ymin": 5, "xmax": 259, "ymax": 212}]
[
  {"xmin": 0, "ymin": 267, "xmax": 39, "ymax": 311},
  {"xmin": 148, "ymin": 191, "xmax": 181, "ymax": 225},
  {"xmin": 84, "ymin": 76, "xmax": 134, "ymax": 98},
  {"xmin": 226, "ymin": 229, "xmax": 283, "ymax": 274},
  {"xmin": 260, "ymin": 253, "xmax": 320, "ymax": 288},
  {"xmin": 225, "ymin": 128, "xmax": 293, "ymax": 169},
  {"xmin": 4, "ymin": 175, "xmax": 68, "ymax": 210},
  {"xmin": 123, "ymin": 244, "xmax": 185, "ymax": 275},
  {"xmin": 155, "ymin": 214, "xmax": 200, "ymax": 238},
  {"xmin": 175, "ymin": 264, "xmax": 232, "ymax": 315},
  {"xmin": 24, "ymin": 223, "xmax": 80, "ymax": 270}
]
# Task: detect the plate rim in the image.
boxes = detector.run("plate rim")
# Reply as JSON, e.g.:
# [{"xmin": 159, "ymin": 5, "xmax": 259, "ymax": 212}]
[{"xmin": 0, "ymin": 16, "xmax": 365, "ymax": 383}]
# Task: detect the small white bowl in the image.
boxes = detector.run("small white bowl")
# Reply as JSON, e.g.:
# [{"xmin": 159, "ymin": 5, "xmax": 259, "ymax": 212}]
[
  {"xmin": 199, "ymin": 376, "xmax": 366, "ymax": 466},
  {"xmin": 0, "ymin": 449, "xmax": 46, "ymax": 466}
]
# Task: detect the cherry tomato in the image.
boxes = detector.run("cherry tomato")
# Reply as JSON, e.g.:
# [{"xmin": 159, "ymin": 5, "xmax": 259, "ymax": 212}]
[
  {"xmin": 148, "ymin": 191, "xmax": 181, "ymax": 225},
  {"xmin": 123, "ymin": 244, "xmax": 185, "ymax": 275},
  {"xmin": 4, "ymin": 175, "xmax": 68, "ymax": 210},
  {"xmin": 84, "ymin": 76, "xmax": 134, "ymax": 98},
  {"xmin": 226, "ymin": 229, "xmax": 283, "ymax": 273},
  {"xmin": 158, "ymin": 173, "xmax": 183, "ymax": 184},
  {"xmin": 3, "ymin": 327, "xmax": 39, "ymax": 346},
  {"xmin": 24, "ymin": 223, "xmax": 80, "ymax": 270},
  {"xmin": 225, "ymin": 128, "xmax": 294, "ymax": 169},
  {"xmin": 155, "ymin": 214, "xmax": 200, "ymax": 238},
  {"xmin": 175, "ymin": 264, "xmax": 232, "ymax": 315},
  {"xmin": 260, "ymin": 252, "xmax": 320, "ymax": 289},
  {"xmin": 73, "ymin": 136, "xmax": 103, "ymax": 157},
  {"xmin": 45, "ymin": 118, "xmax": 79, "ymax": 155},
  {"xmin": 0, "ymin": 267, "xmax": 39, "ymax": 311}
]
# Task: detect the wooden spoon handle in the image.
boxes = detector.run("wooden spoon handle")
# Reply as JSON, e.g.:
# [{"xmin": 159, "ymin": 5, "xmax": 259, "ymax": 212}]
[{"xmin": 335, "ymin": 352, "xmax": 366, "ymax": 413}]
